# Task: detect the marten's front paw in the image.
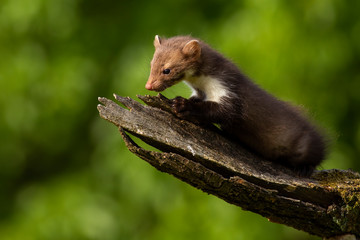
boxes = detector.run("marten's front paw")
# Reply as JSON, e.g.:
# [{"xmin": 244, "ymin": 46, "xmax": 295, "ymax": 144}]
[{"xmin": 172, "ymin": 97, "xmax": 193, "ymax": 117}]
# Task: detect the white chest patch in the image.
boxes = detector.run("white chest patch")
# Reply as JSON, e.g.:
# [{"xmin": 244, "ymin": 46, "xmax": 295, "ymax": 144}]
[{"xmin": 184, "ymin": 75, "xmax": 229, "ymax": 103}]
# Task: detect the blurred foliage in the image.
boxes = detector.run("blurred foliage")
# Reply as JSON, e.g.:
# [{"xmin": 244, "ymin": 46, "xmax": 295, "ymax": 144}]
[{"xmin": 0, "ymin": 0, "xmax": 359, "ymax": 239}]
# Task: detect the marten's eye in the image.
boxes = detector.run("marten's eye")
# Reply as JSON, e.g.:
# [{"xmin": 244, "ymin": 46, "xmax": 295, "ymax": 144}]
[{"xmin": 162, "ymin": 69, "xmax": 171, "ymax": 74}]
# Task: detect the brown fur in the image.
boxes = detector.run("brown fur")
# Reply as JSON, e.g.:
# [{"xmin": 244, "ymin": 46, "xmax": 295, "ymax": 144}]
[{"xmin": 146, "ymin": 35, "xmax": 327, "ymax": 177}]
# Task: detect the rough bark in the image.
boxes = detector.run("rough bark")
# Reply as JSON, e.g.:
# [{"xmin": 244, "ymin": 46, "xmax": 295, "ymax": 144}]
[{"xmin": 97, "ymin": 94, "xmax": 360, "ymax": 239}]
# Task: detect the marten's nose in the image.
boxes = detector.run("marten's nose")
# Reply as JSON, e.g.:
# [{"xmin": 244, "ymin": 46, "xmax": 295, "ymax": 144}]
[{"xmin": 145, "ymin": 81, "xmax": 153, "ymax": 90}]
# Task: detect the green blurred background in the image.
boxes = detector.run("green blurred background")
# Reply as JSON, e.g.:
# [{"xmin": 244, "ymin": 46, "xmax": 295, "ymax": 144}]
[{"xmin": 1, "ymin": 0, "xmax": 359, "ymax": 239}]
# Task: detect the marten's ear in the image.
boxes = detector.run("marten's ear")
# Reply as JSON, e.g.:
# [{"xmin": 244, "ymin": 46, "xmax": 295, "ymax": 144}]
[
  {"xmin": 154, "ymin": 35, "xmax": 161, "ymax": 48},
  {"xmin": 182, "ymin": 40, "xmax": 201, "ymax": 58}
]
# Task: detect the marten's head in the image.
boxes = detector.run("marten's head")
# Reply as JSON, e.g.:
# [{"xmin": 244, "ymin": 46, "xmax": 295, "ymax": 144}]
[{"xmin": 146, "ymin": 35, "xmax": 201, "ymax": 92}]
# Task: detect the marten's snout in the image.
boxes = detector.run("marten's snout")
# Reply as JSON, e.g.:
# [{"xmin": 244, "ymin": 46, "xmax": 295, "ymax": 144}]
[
  {"xmin": 145, "ymin": 74, "xmax": 157, "ymax": 90},
  {"xmin": 145, "ymin": 77, "xmax": 163, "ymax": 92},
  {"xmin": 145, "ymin": 77, "xmax": 169, "ymax": 92},
  {"xmin": 145, "ymin": 81, "xmax": 153, "ymax": 90}
]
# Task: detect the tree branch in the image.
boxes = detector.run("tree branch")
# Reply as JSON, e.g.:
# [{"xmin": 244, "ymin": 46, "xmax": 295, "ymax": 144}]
[{"xmin": 97, "ymin": 94, "xmax": 360, "ymax": 239}]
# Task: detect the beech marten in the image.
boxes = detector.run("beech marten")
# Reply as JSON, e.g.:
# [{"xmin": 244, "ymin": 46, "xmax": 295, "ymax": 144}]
[{"xmin": 146, "ymin": 35, "xmax": 326, "ymax": 177}]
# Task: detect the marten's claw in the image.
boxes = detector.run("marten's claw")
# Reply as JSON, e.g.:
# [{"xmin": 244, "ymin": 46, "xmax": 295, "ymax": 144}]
[{"xmin": 172, "ymin": 96, "xmax": 191, "ymax": 114}]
